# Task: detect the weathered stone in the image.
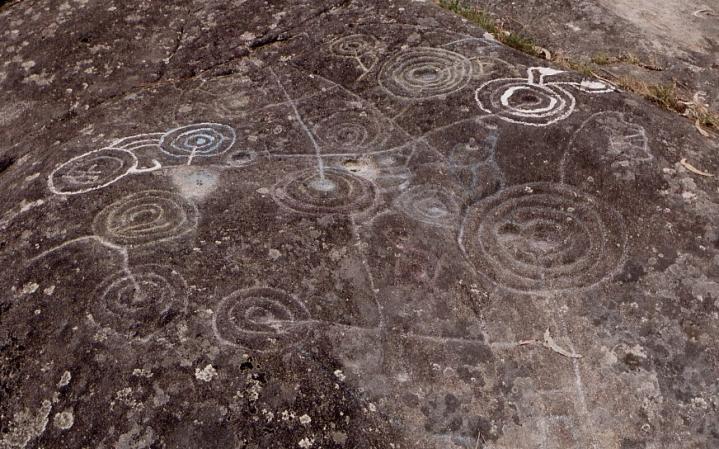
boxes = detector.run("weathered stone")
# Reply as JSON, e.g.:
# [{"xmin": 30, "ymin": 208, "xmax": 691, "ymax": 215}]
[{"xmin": 0, "ymin": 1, "xmax": 717, "ymax": 449}]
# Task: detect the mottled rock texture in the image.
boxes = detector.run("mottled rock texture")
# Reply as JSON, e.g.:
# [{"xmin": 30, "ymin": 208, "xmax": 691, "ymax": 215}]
[{"xmin": 0, "ymin": 1, "xmax": 718, "ymax": 449}]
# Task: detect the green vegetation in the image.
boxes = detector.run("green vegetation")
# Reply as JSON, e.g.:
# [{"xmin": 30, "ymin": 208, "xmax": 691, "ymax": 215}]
[
  {"xmin": 436, "ymin": 0, "xmax": 717, "ymax": 136},
  {"xmin": 437, "ymin": 0, "xmax": 542, "ymax": 57}
]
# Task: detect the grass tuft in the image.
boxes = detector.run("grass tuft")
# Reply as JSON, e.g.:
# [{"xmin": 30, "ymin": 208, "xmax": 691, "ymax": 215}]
[
  {"xmin": 591, "ymin": 53, "xmax": 611, "ymax": 65},
  {"xmin": 437, "ymin": 0, "xmax": 542, "ymax": 57},
  {"xmin": 436, "ymin": 0, "xmax": 717, "ymax": 135}
]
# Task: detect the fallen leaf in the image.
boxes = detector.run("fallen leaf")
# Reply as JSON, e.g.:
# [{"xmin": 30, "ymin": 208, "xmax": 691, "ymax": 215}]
[{"xmin": 680, "ymin": 158, "xmax": 715, "ymax": 177}]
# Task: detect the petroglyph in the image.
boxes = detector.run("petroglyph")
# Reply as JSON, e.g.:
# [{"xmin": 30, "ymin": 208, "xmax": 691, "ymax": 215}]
[
  {"xmin": 48, "ymin": 123, "xmax": 236, "ymax": 195},
  {"xmin": 113, "ymin": 132, "xmax": 164, "ymax": 152},
  {"xmin": 212, "ymin": 287, "xmax": 312, "ymax": 352},
  {"xmin": 340, "ymin": 155, "xmax": 412, "ymax": 192},
  {"xmin": 476, "ymin": 67, "xmax": 612, "ymax": 126},
  {"xmin": 328, "ymin": 34, "xmax": 380, "ymax": 80},
  {"xmin": 48, "ymin": 148, "xmax": 140, "ymax": 195},
  {"xmin": 379, "ymin": 47, "xmax": 473, "ymax": 99},
  {"xmin": 92, "ymin": 190, "xmax": 198, "ymax": 247},
  {"xmin": 561, "ymin": 111, "xmax": 653, "ymax": 183},
  {"xmin": 3, "ymin": 2, "xmax": 717, "ymax": 448},
  {"xmin": 272, "ymin": 168, "xmax": 377, "ymax": 216},
  {"xmin": 461, "ymin": 183, "xmax": 627, "ymax": 293},
  {"xmin": 311, "ymin": 109, "xmax": 386, "ymax": 154},
  {"xmin": 329, "ymin": 34, "xmax": 378, "ymax": 58},
  {"xmin": 394, "ymin": 185, "xmax": 461, "ymax": 228},
  {"xmin": 423, "ymin": 118, "xmax": 505, "ymax": 198},
  {"xmin": 224, "ymin": 149, "xmax": 258, "ymax": 168},
  {"xmin": 469, "ymin": 57, "xmax": 519, "ymax": 80},
  {"xmin": 159, "ymin": 123, "xmax": 236, "ymax": 164},
  {"xmin": 94, "ymin": 264, "xmax": 188, "ymax": 339}
]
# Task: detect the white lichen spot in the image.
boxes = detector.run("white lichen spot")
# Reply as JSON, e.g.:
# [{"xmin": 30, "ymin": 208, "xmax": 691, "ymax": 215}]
[
  {"xmin": 299, "ymin": 414, "xmax": 311, "ymax": 425},
  {"xmin": 195, "ymin": 364, "xmax": 218, "ymax": 382},
  {"xmin": 132, "ymin": 368, "xmax": 154, "ymax": 378},
  {"xmin": 247, "ymin": 377, "xmax": 263, "ymax": 401},
  {"xmin": 23, "ymin": 70, "xmax": 55, "ymax": 86},
  {"xmin": 298, "ymin": 437, "xmax": 314, "ymax": 448},
  {"xmin": 21, "ymin": 282, "xmax": 39, "ymax": 295},
  {"xmin": 333, "ymin": 369, "xmax": 346, "ymax": 381},
  {"xmin": 20, "ymin": 198, "xmax": 44, "ymax": 213},
  {"xmin": 115, "ymin": 424, "xmax": 156, "ymax": 449},
  {"xmin": 268, "ymin": 248, "xmax": 281, "ymax": 260},
  {"xmin": 261, "ymin": 409, "xmax": 275, "ymax": 422},
  {"xmin": 53, "ymin": 408, "xmax": 74, "ymax": 430},
  {"xmin": 43, "ymin": 285, "xmax": 55, "ymax": 296},
  {"xmin": 0, "ymin": 399, "xmax": 52, "ymax": 448},
  {"xmin": 240, "ymin": 31, "xmax": 256, "ymax": 41},
  {"xmin": 58, "ymin": 370, "xmax": 71, "ymax": 388}
]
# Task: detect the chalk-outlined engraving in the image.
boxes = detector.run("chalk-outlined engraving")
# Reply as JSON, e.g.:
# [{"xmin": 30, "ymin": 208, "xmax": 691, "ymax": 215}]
[
  {"xmin": 330, "ymin": 34, "xmax": 378, "ymax": 58},
  {"xmin": 93, "ymin": 190, "xmax": 198, "ymax": 247},
  {"xmin": 94, "ymin": 264, "xmax": 188, "ymax": 339},
  {"xmin": 475, "ymin": 67, "xmax": 613, "ymax": 127},
  {"xmin": 31, "ymin": 191, "xmax": 198, "ymax": 290},
  {"xmin": 48, "ymin": 148, "xmax": 140, "ymax": 195},
  {"xmin": 159, "ymin": 122, "xmax": 237, "ymax": 164},
  {"xmin": 212, "ymin": 287, "xmax": 312, "ymax": 351},
  {"xmin": 113, "ymin": 132, "xmax": 165, "ymax": 152},
  {"xmin": 379, "ymin": 47, "xmax": 473, "ymax": 99},
  {"xmin": 394, "ymin": 185, "xmax": 461, "ymax": 228},
  {"xmin": 560, "ymin": 111, "xmax": 653, "ymax": 183},
  {"xmin": 311, "ymin": 109, "xmax": 386, "ymax": 154},
  {"xmin": 460, "ymin": 182, "xmax": 626, "ymax": 294},
  {"xmin": 224, "ymin": 148, "xmax": 259, "ymax": 168},
  {"xmin": 328, "ymin": 34, "xmax": 380, "ymax": 81},
  {"xmin": 469, "ymin": 56, "xmax": 520, "ymax": 80},
  {"xmin": 340, "ymin": 154, "xmax": 413, "ymax": 192},
  {"xmin": 48, "ymin": 123, "xmax": 236, "ymax": 195},
  {"xmin": 422, "ymin": 118, "xmax": 506, "ymax": 199},
  {"xmin": 272, "ymin": 168, "xmax": 377, "ymax": 216}
]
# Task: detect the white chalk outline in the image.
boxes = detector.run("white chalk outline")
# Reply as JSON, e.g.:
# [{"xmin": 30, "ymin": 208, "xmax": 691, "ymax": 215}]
[
  {"xmin": 379, "ymin": 47, "xmax": 474, "ymax": 100},
  {"xmin": 48, "ymin": 148, "xmax": 140, "ymax": 195},
  {"xmin": 92, "ymin": 189, "xmax": 199, "ymax": 248},
  {"xmin": 328, "ymin": 34, "xmax": 380, "ymax": 82},
  {"xmin": 269, "ymin": 67, "xmax": 328, "ymax": 180},
  {"xmin": 112, "ymin": 132, "xmax": 164, "ymax": 151},
  {"xmin": 476, "ymin": 67, "xmax": 613, "ymax": 127},
  {"xmin": 212, "ymin": 286, "xmax": 315, "ymax": 352},
  {"xmin": 393, "ymin": 184, "xmax": 462, "ymax": 228},
  {"xmin": 159, "ymin": 122, "xmax": 237, "ymax": 165},
  {"xmin": 94, "ymin": 263, "xmax": 189, "ymax": 342},
  {"xmin": 560, "ymin": 111, "xmax": 653, "ymax": 183},
  {"xmin": 48, "ymin": 123, "xmax": 236, "ymax": 196},
  {"xmin": 271, "ymin": 167, "xmax": 378, "ymax": 217},
  {"xmin": 309, "ymin": 108, "xmax": 389, "ymax": 155},
  {"xmin": 459, "ymin": 182, "xmax": 628, "ymax": 295}
]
